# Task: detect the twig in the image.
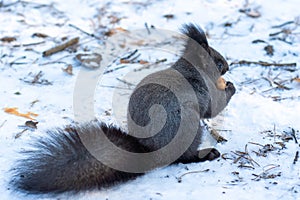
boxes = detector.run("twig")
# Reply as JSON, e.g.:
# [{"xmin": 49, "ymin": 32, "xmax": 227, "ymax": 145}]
[
  {"xmin": 39, "ymin": 55, "xmax": 72, "ymax": 66},
  {"xmin": 290, "ymin": 128, "xmax": 298, "ymax": 144},
  {"xmin": 116, "ymin": 78, "xmax": 135, "ymax": 87},
  {"xmin": 120, "ymin": 49, "xmax": 138, "ymax": 60},
  {"xmin": 270, "ymin": 37, "xmax": 293, "ymax": 45},
  {"xmin": 0, "ymin": 0, "xmax": 20, "ymax": 7},
  {"xmin": 104, "ymin": 65, "xmax": 127, "ymax": 74},
  {"xmin": 15, "ymin": 129, "xmax": 28, "ymax": 139},
  {"xmin": 42, "ymin": 37, "xmax": 79, "ymax": 57},
  {"xmin": 273, "ymin": 81, "xmax": 291, "ymax": 90},
  {"xmin": 271, "ymin": 21, "xmax": 294, "ymax": 28},
  {"xmin": 69, "ymin": 24, "xmax": 102, "ymax": 40},
  {"xmin": 271, "ymin": 96, "xmax": 300, "ymax": 101},
  {"xmin": 22, "ymin": 71, "xmax": 52, "ymax": 85},
  {"xmin": 9, "ymin": 56, "xmax": 27, "ymax": 66},
  {"xmin": 269, "ymin": 30, "xmax": 285, "ymax": 37},
  {"xmin": 145, "ymin": 22, "xmax": 151, "ymax": 35},
  {"xmin": 252, "ymin": 164, "xmax": 280, "ymax": 181},
  {"xmin": 177, "ymin": 169, "xmax": 209, "ymax": 183},
  {"xmin": 231, "ymin": 60, "xmax": 297, "ymax": 67},
  {"xmin": 231, "ymin": 144, "xmax": 260, "ymax": 168},
  {"xmin": 248, "ymin": 141, "xmax": 265, "ymax": 147},
  {"xmin": 31, "ymin": 71, "xmax": 43, "ymax": 84},
  {"xmin": 99, "ymin": 85, "xmax": 132, "ymax": 90},
  {"xmin": 134, "ymin": 58, "xmax": 168, "ymax": 72},
  {"xmin": 293, "ymin": 151, "xmax": 299, "ymax": 164},
  {"xmin": 0, "ymin": 120, "xmax": 7, "ymax": 129},
  {"xmin": 210, "ymin": 129, "xmax": 228, "ymax": 143},
  {"xmin": 13, "ymin": 41, "xmax": 45, "ymax": 48}
]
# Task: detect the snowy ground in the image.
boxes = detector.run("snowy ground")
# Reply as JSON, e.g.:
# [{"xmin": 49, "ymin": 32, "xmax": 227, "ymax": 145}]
[{"xmin": 1, "ymin": 0, "xmax": 300, "ymax": 199}]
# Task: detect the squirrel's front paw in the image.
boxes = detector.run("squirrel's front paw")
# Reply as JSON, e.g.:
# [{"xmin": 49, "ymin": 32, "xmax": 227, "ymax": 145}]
[{"xmin": 225, "ymin": 81, "xmax": 236, "ymax": 100}]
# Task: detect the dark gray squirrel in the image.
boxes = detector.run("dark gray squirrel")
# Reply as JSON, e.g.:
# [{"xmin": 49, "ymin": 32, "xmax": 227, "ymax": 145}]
[{"xmin": 10, "ymin": 23, "xmax": 235, "ymax": 194}]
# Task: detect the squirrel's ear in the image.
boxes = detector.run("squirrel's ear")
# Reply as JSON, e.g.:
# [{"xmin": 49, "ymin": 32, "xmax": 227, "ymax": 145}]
[{"xmin": 181, "ymin": 23, "xmax": 210, "ymax": 53}]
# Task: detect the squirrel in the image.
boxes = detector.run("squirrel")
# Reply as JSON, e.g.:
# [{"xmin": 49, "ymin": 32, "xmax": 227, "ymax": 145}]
[{"xmin": 10, "ymin": 23, "xmax": 235, "ymax": 194}]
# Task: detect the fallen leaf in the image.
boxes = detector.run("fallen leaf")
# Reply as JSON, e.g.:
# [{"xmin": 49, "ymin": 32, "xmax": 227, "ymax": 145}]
[
  {"xmin": 264, "ymin": 45, "xmax": 274, "ymax": 56},
  {"xmin": 32, "ymin": 33, "xmax": 49, "ymax": 38},
  {"xmin": 139, "ymin": 60, "xmax": 149, "ymax": 64},
  {"xmin": 105, "ymin": 27, "xmax": 128, "ymax": 36},
  {"xmin": 163, "ymin": 14, "xmax": 175, "ymax": 19},
  {"xmin": 62, "ymin": 64, "xmax": 73, "ymax": 75},
  {"xmin": 25, "ymin": 120, "xmax": 38, "ymax": 129},
  {"xmin": 1, "ymin": 36, "xmax": 17, "ymax": 43},
  {"xmin": 239, "ymin": 8, "xmax": 261, "ymax": 18},
  {"xmin": 4, "ymin": 107, "xmax": 38, "ymax": 120},
  {"xmin": 120, "ymin": 59, "xmax": 130, "ymax": 64}
]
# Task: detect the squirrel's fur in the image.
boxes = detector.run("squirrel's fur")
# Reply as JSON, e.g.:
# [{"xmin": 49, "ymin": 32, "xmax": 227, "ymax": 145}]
[{"xmin": 10, "ymin": 23, "xmax": 235, "ymax": 194}]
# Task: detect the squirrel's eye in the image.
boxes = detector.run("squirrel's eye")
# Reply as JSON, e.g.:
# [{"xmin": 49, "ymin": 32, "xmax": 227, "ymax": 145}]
[{"xmin": 217, "ymin": 62, "xmax": 223, "ymax": 70}]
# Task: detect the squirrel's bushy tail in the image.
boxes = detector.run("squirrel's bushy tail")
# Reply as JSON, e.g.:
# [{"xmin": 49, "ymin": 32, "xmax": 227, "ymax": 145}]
[{"xmin": 11, "ymin": 122, "xmax": 146, "ymax": 194}]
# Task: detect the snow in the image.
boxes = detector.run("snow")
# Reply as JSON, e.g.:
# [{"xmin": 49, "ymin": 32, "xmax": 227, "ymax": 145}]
[{"xmin": 1, "ymin": 0, "xmax": 300, "ymax": 199}]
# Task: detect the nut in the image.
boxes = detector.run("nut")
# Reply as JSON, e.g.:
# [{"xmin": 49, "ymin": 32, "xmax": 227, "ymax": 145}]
[{"xmin": 216, "ymin": 77, "xmax": 226, "ymax": 90}]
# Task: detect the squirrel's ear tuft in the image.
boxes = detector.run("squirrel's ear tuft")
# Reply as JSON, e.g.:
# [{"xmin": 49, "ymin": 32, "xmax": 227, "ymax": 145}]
[{"xmin": 181, "ymin": 23, "xmax": 209, "ymax": 51}]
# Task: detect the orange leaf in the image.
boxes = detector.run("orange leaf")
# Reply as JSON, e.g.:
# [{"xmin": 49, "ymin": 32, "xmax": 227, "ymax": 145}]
[
  {"xmin": 4, "ymin": 107, "xmax": 38, "ymax": 120},
  {"xmin": 139, "ymin": 60, "xmax": 149, "ymax": 64}
]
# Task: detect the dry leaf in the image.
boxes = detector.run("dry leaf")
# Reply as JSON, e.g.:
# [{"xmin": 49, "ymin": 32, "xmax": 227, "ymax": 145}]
[
  {"xmin": 246, "ymin": 9, "xmax": 261, "ymax": 18},
  {"xmin": 163, "ymin": 14, "xmax": 175, "ymax": 19},
  {"xmin": 25, "ymin": 120, "xmax": 38, "ymax": 129},
  {"xmin": 4, "ymin": 107, "xmax": 38, "ymax": 120},
  {"xmin": 62, "ymin": 64, "xmax": 73, "ymax": 75},
  {"xmin": 264, "ymin": 45, "xmax": 274, "ymax": 56},
  {"xmin": 139, "ymin": 60, "xmax": 149, "ymax": 64},
  {"xmin": 240, "ymin": 8, "xmax": 261, "ymax": 18},
  {"xmin": 130, "ymin": 40, "xmax": 146, "ymax": 46},
  {"xmin": 1, "ymin": 36, "xmax": 17, "ymax": 43},
  {"xmin": 105, "ymin": 27, "xmax": 128, "ymax": 36},
  {"xmin": 32, "ymin": 33, "xmax": 49, "ymax": 38}
]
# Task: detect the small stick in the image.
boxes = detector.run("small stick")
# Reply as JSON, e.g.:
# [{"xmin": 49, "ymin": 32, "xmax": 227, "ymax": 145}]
[
  {"xmin": 99, "ymin": 85, "xmax": 131, "ymax": 90},
  {"xmin": 42, "ymin": 37, "xmax": 79, "ymax": 57},
  {"xmin": 13, "ymin": 41, "xmax": 45, "ymax": 48},
  {"xmin": 121, "ymin": 49, "xmax": 138, "ymax": 60},
  {"xmin": 134, "ymin": 58, "xmax": 168, "ymax": 72},
  {"xmin": 32, "ymin": 71, "xmax": 43, "ymax": 84},
  {"xmin": 177, "ymin": 169, "xmax": 209, "ymax": 183},
  {"xmin": 40, "ymin": 55, "xmax": 72, "ymax": 66},
  {"xmin": 104, "ymin": 65, "xmax": 127, "ymax": 74},
  {"xmin": 69, "ymin": 24, "xmax": 102, "ymax": 40},
  {"xmin": 290, "ymin": 128, "xmax": 298, "ymax": 144},
  {"xmin": 273, "ymin": 81, "xmax": 291, "ymax": 90},
  {"xmin": 145, "ymin": 22, "xmax": 151, "ymax": 35},
  {"xmin": 210, "ymin": 129, "xmax": 228, "ymax": 143},
  {"xmin": 0, "ymin": 120, "xmax": 7, "ymax": 128},
  {"xmin": 272, "ymin": 96, "xmax": 300, "ymax": 101},
  {"xmin": 263, "ymin": 164, "xmax": 280, "ymax": 172},
  {"xmin": 271, "ymin": 21, "xmax": 294, "ymax": 28},
  {"xmin": 230, "ymin": 60, "xmax": 297, "ymax": 67},
  {"xmin": 269, "ymin": 30, "xmax": 285, "ymax": 37},
  {"xmin": 293, "ymin": 151, "xmax": 299, "ymax": 164},
  {"xmin": 116, "ymin": 78, "xmax": 135, "ymax": 87},
  {"xmin": 248, "ymin": 141, "xmax": 264, "ymax": 147}
]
